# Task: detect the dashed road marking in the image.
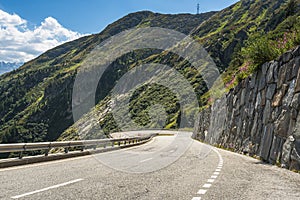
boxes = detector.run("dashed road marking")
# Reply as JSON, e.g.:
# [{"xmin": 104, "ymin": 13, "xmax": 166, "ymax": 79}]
[
  {"xmin": 139, "ymin": 158, "xmax": 153, "ymax": 163},
  {"xmin": 11, "ymin": 178, "xmax": 83, "ymax": 199},
  {"xmin": 203, "ymin": 183, "xmax": 212, "ymax": 188},
  {"xmin": 197, "ymin": 189, "xmax": 207, "ymax": 194},
  {"xmin": 191, "ymin": 147, "xmax": 223, "ymax": 200},
  {"xmin": 191, "ymin": 197, "xmax": 201, "ymax": 200}
]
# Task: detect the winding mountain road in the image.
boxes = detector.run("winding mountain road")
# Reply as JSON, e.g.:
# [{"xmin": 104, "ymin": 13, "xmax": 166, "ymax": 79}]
[{"xmin": 1, "ymin": 131, "xmax": 300, "ymax": 200}]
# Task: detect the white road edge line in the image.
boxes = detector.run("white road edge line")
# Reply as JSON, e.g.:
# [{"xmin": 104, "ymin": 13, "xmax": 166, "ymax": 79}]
[
  {"xmin": 197, "ymin": 189, "xmax": 207, "ymax": 194},
  {"xmin": 192, "ymin": 197, "xmax": 201, "ymax": 200},
  {"xmin": 11, "ymin": 179, "xmax": 83, "ymax": 199},
  {"xmin": 0, "ymin": 156, "xmax": 94, "ymax": 172},
  {"xmin": 203, "ymin": 183, "xmax": 212, "ymax": 188},
  {"xmin": 192, "ymin": 147, "xmax": 224, "ymax": 200},
  {"xmin": 140, "ymin": 158, "xmax": 153, "ymax": 163}
]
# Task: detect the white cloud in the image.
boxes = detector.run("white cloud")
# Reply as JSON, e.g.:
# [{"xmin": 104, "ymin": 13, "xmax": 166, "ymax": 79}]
[{"xmin": 0, "ymin": 10, "xmax": 84, "ymax": 63}]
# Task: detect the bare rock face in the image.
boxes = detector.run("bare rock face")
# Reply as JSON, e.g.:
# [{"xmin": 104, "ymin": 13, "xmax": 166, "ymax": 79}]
[
  {"xmin": 289, "ymin": 115, "xmax": 300, "ymax": 170},
  {"xmin": 275, "ymin": 109, "xmax": 290, "ymax": 138},
  {"xmin": 281, "ymin": 136, "xmax": 295, "ymax": 169},
  {"xmin": 193, "ymin": 46, "xmax": 300, "ymax": 172}
]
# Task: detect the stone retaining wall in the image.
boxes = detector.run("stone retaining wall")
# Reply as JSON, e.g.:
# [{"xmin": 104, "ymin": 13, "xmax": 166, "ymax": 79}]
[{"xmin": 193, "ymin": 46, "xmax": 300, "ymax": 171}]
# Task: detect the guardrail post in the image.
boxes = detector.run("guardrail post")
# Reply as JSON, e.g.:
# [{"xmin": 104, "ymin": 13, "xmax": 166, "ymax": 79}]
[
  {"xmin": 112, "ymin": 142, "xmax": 114, "ymax": 147},
  {"xmin": 118, "ymin": 141, "xmax": 121, "ymax": 146},
  {"xmin": 45, "ymin": 149, "xmax": 49, "ymax": 156},
  {"xmin": 64, "ymin": 147, "xmax": 69, "ymax": 153},
  {"xmin": 19, "ymin": 151, "xmax": 23, "ymax": 159}
]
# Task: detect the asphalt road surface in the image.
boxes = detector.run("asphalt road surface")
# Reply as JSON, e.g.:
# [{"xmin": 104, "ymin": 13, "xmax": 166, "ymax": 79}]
[{"xmin": 1, "ymin": 131, "xmax": 300, "ymax": 200}]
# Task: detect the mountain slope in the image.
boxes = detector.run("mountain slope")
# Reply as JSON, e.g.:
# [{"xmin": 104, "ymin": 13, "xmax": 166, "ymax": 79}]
[
  {"xmin": 57, "ymin": 0, "xmax": 300, "ymax": 141},
  {"xmin": 191, "ymin": 0, "xmax": 293, "ymax": 71},
  {"xmin": 0, "ymin": 11, "xmax": 215, "ymax": 144},
  {"xmin": 59, "ymin": 0, "xmax": 300, "ymax": 141},
  {"xmin": 0, "ymin": 0, "xmax": 299, "ymax": 145}
]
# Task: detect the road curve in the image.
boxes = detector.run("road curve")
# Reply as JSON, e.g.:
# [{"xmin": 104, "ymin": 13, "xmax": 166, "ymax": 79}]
[{"xmin": 0, "ymin": 131, "xmax": 300, "ymax": 200}]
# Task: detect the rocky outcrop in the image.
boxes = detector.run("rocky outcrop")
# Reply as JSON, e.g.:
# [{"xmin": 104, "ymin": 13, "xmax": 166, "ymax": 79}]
[{"xmin": 193, "ymin": 46, "xmax": 300, "ymax": 171}]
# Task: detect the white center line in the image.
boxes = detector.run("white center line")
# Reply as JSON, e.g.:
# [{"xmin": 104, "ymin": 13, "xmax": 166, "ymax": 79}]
[
  {"xmin": 216, "ymin": 169, "xmax": 221, "ymax": 172},
  {"xmin": 207, "ymin": 179, "xmax": 215, "ymax": 183},
  {"xmin": 213, "ymin": 172, "xmax": 220, "ymax": 175},
  {"xmin": 11, "ymin": 179, "xmax": 83, "ymax": 199},
  {"xmin": 140, "ymin": 158, "xmax": 153, "ymax": 163},
  {"xmin": 211, "ymin": 175, "xmax": 218, "ymax": 179}
]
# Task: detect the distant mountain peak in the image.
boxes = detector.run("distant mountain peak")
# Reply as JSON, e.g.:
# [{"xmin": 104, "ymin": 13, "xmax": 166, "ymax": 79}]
[{"xmin": 0, "ymin": 61, "xmax": 23, "ymax": 75}]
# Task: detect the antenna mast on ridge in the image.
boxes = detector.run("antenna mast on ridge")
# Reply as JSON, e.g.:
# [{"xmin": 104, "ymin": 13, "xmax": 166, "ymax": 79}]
[{"xmin": 197, "ymin": 3, "xmax": 200, "ymax": 14}]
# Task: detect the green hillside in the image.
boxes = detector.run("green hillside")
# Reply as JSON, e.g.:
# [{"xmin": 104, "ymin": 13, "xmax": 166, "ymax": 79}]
[
  {"xmin": 0, "ymin": 11, "xmax": 215, "ymax": 143},
  {"xmin": 195, "ymin": 0, "xmax": 300, "ymax": 103},
  {"xmin": 192, "ymin": 0, "xmax": 298, "ymax": 70}
]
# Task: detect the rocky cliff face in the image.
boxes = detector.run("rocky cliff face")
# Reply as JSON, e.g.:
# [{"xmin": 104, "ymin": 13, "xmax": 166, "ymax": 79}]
[{"xmin": 193, "ymin": 46, "xmax": 300, "ymax": 171}]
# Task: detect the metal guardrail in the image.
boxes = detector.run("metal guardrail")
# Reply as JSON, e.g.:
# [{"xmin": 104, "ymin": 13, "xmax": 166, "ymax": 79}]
[{"xmin": 0, "ymin": 134, "xmax": 157, "ymax": 159}]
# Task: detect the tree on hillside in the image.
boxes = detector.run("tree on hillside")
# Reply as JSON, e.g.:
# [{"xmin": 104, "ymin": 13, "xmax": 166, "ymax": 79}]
[{"xmin": 285, "ymin": 0, "xmax": 298, "ymax": 17}]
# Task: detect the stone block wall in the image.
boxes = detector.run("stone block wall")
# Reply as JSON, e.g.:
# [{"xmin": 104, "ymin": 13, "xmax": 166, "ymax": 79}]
[{"xmin": 193, "ymin": 46, "xmax": 300, "ymax": 171}]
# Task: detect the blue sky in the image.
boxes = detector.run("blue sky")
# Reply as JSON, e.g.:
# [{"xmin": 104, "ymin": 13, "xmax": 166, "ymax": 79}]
[
  {"xmin": 0, "ymin": 0, "xmax": 239, "ymax": 34},
  {"xmin": 0, "ymin": 0, "xmax": 239, "ymax": 63}
]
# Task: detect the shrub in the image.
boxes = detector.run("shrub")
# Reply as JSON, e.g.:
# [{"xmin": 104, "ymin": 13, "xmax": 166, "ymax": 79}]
[
  {"xmin": 242, "ymin": 29, "xmax": 300, "ymax": 72},
  {"xmin": 285, "ymin": 0, "xmax": 298, "ymax": 17},
  {"xmin": 241, "ymin": 33, "xmax": 278, "ymax": 69}
]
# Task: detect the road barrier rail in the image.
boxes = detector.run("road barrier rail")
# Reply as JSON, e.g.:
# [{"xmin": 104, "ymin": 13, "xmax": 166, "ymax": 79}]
[{"xmin": 0, "ymin": 134, "xmax": 158, "ymax": 168}]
